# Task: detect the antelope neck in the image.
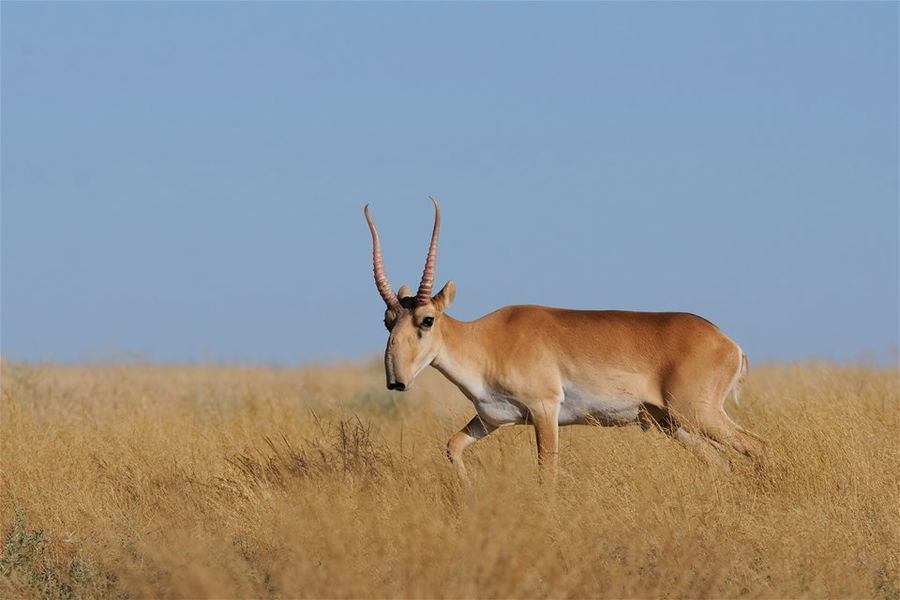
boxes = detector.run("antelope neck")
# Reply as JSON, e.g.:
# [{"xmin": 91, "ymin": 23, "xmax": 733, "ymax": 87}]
[{"xmin": 430, "ymin": 314, "xmax": 487, "ymax": 393}]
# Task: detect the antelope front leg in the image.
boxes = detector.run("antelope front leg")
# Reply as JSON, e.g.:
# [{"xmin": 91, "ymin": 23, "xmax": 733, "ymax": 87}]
[
  {"xmin": 447, "ymin": 416, "xmax": 496, "ymax": 480},
  {"xmin": 531, "ymin": 400, "xmax": 560, "ymax": 475}
]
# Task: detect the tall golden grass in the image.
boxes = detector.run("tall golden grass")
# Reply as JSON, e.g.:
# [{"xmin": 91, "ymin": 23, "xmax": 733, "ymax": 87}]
[{"xmin": 1, "ymin": 359, "xmax": 897, "ymax": 599}]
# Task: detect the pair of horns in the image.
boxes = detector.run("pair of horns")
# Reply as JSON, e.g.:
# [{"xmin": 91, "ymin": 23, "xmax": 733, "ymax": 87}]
[{"xmin": 364, "ymin": 197, "xmax": 440, "ymax": 309}]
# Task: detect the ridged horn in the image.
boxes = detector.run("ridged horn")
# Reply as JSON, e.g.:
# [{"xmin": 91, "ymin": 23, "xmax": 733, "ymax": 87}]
[
  {"xmin": 364, "ymin": 205, "xmax": 400, "ymax": 309},
  {"xmin": 416, "ymin": 197, "xmax": 441, "ymax": 305}
]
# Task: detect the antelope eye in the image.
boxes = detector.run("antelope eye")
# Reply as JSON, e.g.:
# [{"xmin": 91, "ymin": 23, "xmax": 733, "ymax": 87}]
[{"xmin": 422, "ymin": 316, "xmax": 434, "ymax": 328}]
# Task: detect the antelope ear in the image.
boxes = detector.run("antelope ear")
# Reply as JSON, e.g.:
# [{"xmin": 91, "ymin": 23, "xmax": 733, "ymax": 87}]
[
  {"xmin": 397, "ymin": 285, "xmax": 417, "ymax": 309},
  {"xmin": 431, "ymin": 280, "xmax": 456, "ymax": 313}
]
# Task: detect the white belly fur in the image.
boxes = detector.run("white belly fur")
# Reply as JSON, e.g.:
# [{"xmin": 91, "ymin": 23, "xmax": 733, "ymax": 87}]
[
  {"xmin": 473, "ymin": 389, "xmax": 528, "ymax": 427},
  {"xmin": 559, "ymin": 383, "xmax": 641, "ymax": 426},
  {"xmin": 471, "ymin": 383, "xmax": 642, "ymax": 427}
]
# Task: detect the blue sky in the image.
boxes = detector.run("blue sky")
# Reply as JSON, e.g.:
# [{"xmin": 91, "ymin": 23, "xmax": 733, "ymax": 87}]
[{"xmin": 2, "ymin": 2, "xmax": 897, "ymax": 364}]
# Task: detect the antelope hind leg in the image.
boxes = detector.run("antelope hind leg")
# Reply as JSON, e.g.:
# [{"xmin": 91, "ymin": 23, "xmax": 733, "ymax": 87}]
[{"xmin": 530, "ymin": 400, "xmax": 560, "ymax": 481}]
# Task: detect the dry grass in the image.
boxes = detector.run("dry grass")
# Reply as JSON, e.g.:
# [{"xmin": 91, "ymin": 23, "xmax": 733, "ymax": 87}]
[{"xmin": 0, "ymin": 359, "xmax": 897, "ymax": 599}]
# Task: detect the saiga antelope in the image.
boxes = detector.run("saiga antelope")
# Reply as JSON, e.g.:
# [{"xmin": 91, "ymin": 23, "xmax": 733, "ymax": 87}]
[{"xmin": 365, "ymin": 198, "xmax": 763, "ymax": 477}]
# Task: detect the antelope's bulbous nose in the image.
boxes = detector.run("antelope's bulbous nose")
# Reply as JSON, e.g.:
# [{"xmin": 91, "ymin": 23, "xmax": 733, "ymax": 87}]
[{"xmin": 387, "ymin": 382, "xmax": 407, "ymax": 391}]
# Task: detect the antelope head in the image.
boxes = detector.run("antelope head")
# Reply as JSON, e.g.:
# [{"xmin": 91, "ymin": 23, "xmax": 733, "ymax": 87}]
[{"xmin": 365, "ymin": 198, "xmax": 456, "ymax": 391}]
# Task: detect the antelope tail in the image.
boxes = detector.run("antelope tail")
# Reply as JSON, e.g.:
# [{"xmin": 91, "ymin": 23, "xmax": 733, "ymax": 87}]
[{"xmin": 731, "ymin": 350, "xmax": 749, "ymax": 407}]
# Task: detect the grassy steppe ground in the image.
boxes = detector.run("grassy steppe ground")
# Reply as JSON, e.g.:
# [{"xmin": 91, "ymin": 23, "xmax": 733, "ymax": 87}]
[{"xmin": 1, "ymin": 360, "xmax": 897, "ymax": 599}]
